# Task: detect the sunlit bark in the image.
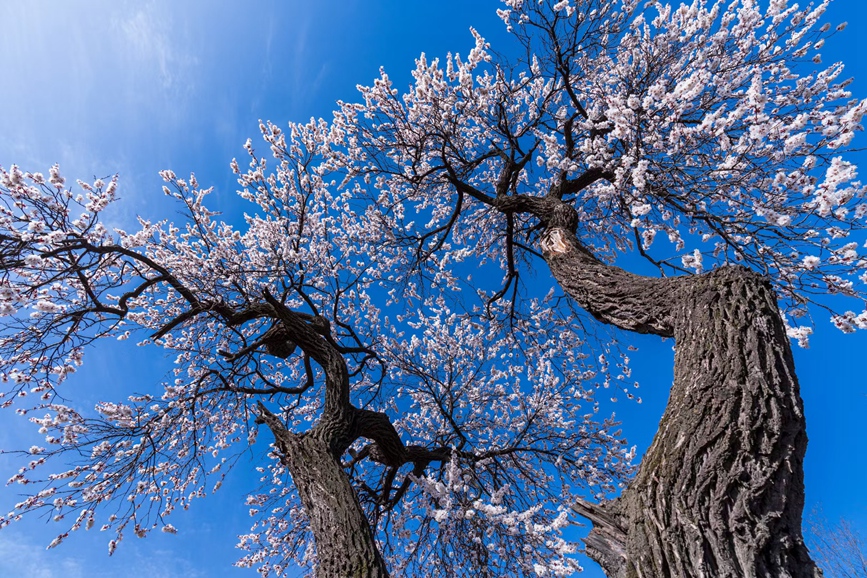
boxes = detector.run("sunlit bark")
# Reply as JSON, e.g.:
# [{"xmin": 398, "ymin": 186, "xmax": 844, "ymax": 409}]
[
  {"xmin": 514, "ymin": 198, "xmax": 820, "ymax": 577},
  {"xmin": 257, "ymin": 407, "xmax": 390, "ymax": 578}
]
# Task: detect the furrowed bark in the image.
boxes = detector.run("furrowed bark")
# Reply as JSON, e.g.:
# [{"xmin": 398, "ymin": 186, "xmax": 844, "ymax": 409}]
[
  {"xmin": 254, "ymin": 295, "xmax": 451, "ymax": 577},
  {"xmin": 256, "ymin": 294, "xmax": 392, "ymax": 577},
  {"xmin": 258, "ymin": 405, "xmax": 390, "ymax": 578},
  {"xmin": 540, "ymin": 227, "xmax": 675, "ymax": 337},
  {"xmin": 502, "ymin": 195, "xmax": 819, "ymax": 577}
]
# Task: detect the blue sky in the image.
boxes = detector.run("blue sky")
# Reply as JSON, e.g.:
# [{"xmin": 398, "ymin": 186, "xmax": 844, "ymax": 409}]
[{"xmin": 1, "ymin": 1, "xmax": 866, "ymax": 576}]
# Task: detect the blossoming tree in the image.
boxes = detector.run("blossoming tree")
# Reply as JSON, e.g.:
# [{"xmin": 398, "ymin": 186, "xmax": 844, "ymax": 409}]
[{"xmin": 2, "ymin": 0, "xmax": 866, "ymax": 577}]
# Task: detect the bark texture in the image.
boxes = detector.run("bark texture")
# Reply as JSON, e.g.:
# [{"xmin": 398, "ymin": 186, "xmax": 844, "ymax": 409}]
[
  {"xmin": 498, "ymin": 194, "xmax": 820, "ymax": 577},
  {"xmin": 252, "ymin": 293, "xmax": 452, "ymax": 577},
  {"xmin": 258, "ymin": 408, "xmax": 390, "ymax": 578},
  {"xmin": 253, "ymin": 292, "xmax": 392, "ymax": 578},
  {"xmin": 552, "ymin": 234, "xmax": 819, "ymax": 577}
]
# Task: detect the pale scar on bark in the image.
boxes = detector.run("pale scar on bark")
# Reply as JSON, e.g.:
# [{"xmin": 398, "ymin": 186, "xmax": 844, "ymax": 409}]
[{"xmin": 540, "ymin": 228, "xmax": 570, "ymax": 255}]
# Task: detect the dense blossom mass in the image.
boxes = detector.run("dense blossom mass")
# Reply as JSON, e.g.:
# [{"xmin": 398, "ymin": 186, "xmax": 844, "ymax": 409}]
[{"xmin": 1, "ymin": 0, "xmax": 865, "ymax": 576}]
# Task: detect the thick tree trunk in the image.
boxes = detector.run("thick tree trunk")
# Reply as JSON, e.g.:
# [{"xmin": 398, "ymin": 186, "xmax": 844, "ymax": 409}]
[
  {"xmin": 254, "ymin": 296, "xmax": 391, "ymax": 577},
  {"xmin": 253, "ymin": 296, "xmax": 458, "ymax": 577},
  {"xmin": 539, "ymin": 224, "xmax": 820, "ymax": 577},
  {"xmin": 258, "ymin": 408, "xmax": 391, "ymax": 578},
  {"xmin": 281, "ymin": 433, "xmax": 389, "ymax": 578}
]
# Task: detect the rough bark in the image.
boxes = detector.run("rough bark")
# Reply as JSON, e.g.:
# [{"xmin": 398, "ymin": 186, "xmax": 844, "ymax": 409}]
[
  {"xmin": 253, "ymin": 294, "xmax": 451, "ymax": 577},
  {"xmin": 499, "ymin": 193, "xmax": 819, "ymax": 577},
  {"xmin": 567, "ymin": 259, "xmax": 818, "ymax": 577},
  {"xmin": 258, "ymin": 407, "xmax": 391, "ymax": 578},
  {"xmin": 253, "ymin": 293, "xmax": 392, "ymax": 577}
]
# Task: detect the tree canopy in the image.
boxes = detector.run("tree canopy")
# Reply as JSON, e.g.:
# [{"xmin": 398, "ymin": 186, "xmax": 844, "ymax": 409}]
[{"xmin": 1, "ymin": 0, "xmax": 865, "ymax": 576}]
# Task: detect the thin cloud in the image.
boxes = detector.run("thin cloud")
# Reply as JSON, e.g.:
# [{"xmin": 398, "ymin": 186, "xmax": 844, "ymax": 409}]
[
  {"xmin": 115, "ymin": 7, "xmax": 195, "ymax": 92},
  {"xmin": 0, "ymin": 530, "xmax": 214, "ymax": 578},
  {"xmin": 111, "ymin": 2, "xmax": 200, "ymax": 107},
  {"xmin": 0, "ymin": 533, "xmax": 85, "ymax": 578}
]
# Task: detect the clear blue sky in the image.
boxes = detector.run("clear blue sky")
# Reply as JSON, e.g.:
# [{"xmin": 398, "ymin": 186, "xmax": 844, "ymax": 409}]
[{"xmin": 0, "ymin": 1, "xmax": 865, "ymax": 576}]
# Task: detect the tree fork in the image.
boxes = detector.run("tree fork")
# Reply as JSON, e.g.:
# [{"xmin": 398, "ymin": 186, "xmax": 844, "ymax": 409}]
[
  {"xmin": 536, "ymin": 219, "xmax": 819, "ymax": 576},
  {"xmin": 257, "ymin": 404, "xmax": 391, "ymax": 578}
]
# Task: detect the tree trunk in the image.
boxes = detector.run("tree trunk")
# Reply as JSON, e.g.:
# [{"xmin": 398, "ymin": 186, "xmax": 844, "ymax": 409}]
[
  {"xmin": 253, "ymin": 296, "xmax": 456, "ymax": 577},
  {"xmin": 539, "ymin": 226, "xmax": 820, "ymax": 577},
  {"xmin": 257, "ymin": 408, "xmax": 391, "ymax": 578}
]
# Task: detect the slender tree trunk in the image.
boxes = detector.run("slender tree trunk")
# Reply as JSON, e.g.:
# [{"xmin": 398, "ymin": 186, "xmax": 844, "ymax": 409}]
[
  {"xmin": 257, "ymin": 408, "xmax": 391, "ymax": 578},
  {"xmin": 539, "ymin": 223, "xmax": 820, "ymax": 577}
]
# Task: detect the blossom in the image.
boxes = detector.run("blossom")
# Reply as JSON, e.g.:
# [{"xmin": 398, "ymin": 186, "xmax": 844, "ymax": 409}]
[{"xmin": 802, "ymin": 255, "xmax": 821, "ymax": 270}]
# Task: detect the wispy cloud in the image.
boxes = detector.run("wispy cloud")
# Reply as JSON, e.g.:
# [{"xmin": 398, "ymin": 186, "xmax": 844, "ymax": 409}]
[
  {"xmin": 0, "ymin": 533, "xmax": 85, "ymax": 578},
  {"xmin": 114, "ymin": 4, "xmax": 198, "ymax": 94},
  {"xmin": 0, "ymin": 530, "xmax": 215, "ymax": 578}
]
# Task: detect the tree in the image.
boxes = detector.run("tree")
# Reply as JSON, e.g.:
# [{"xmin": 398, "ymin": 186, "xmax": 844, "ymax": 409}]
[
  {"xmin": 806, "ymin": 510, "xmax": 867, "ymax": 578},
  {"xmin": 0, "ymin": 154, "xmax": 629, "ymax": 576},
  {"xmin": 1, "ymin": 0, "xmax": 866, "ymax": 576}
]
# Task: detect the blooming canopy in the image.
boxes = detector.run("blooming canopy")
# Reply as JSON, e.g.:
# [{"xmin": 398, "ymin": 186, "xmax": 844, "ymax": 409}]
[{"xmin": 1, "ymin": 0, "xmax": 866, "ymax": 576}]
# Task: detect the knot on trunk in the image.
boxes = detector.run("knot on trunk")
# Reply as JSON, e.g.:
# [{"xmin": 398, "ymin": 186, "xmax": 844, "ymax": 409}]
[
  {"xmin": 493, "ymin": 194, "xmax": 578, "ymax": 231},
  {"xmin": 262, "ymin": 325, "xmax": 297, "ymax": 358}
]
